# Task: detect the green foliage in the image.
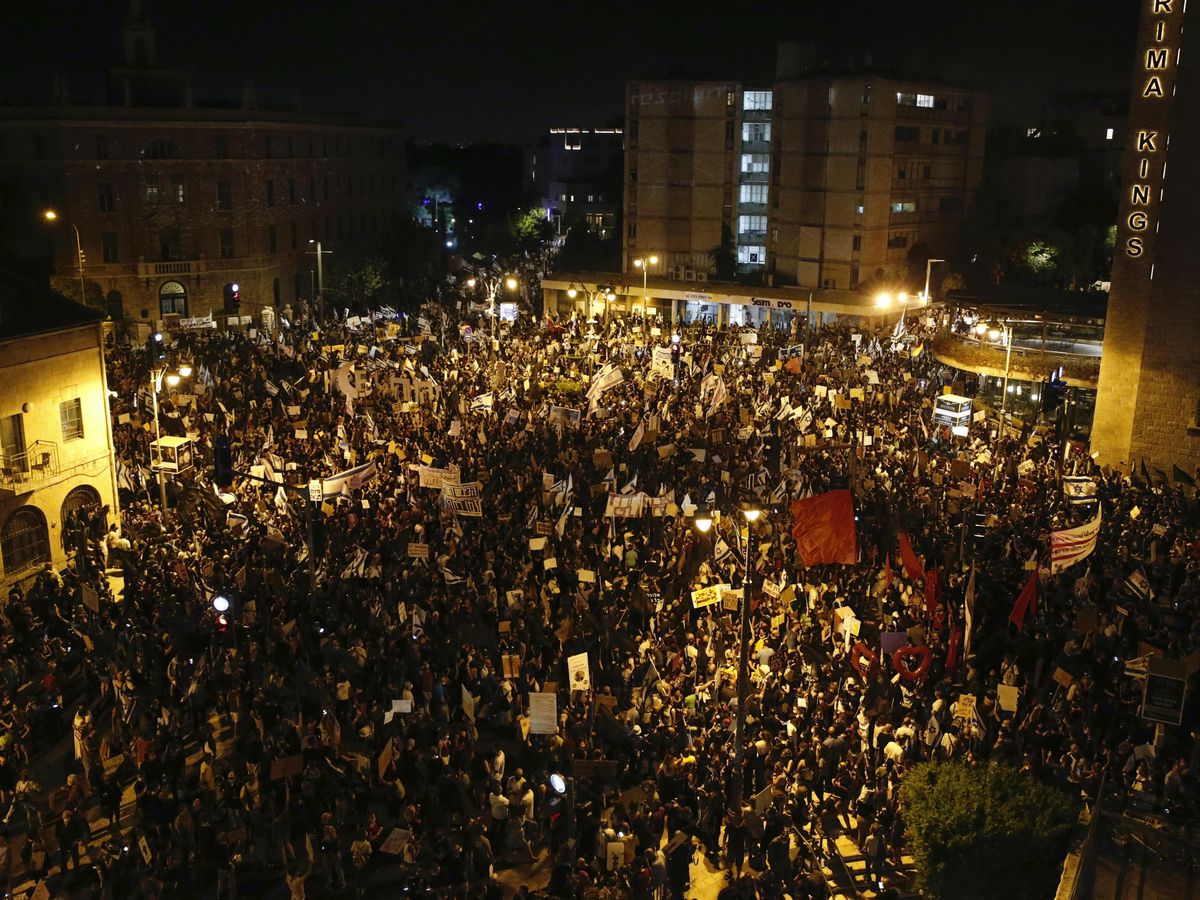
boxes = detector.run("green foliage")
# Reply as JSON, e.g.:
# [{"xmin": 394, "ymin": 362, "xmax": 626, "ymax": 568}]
[
  {"xmin": 900, "ymin": 762, "xmax": 1075, "ymax": 900},
  {"xmin": 554, "ymin": 379, "xmax": 583, "ymax": 396},
  {"xmin": 511, "ymin": 208, "xmax": 554, "ymax": 251},
  {"xmin": 1023, "ymin": 240, "xmax": 1059, "ymax": 275}
]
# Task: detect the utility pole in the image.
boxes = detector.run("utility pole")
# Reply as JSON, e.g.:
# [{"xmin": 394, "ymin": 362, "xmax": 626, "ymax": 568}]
[{"xmin": 307, "ymin": 240, "xmax": 331, "ymax": 323}]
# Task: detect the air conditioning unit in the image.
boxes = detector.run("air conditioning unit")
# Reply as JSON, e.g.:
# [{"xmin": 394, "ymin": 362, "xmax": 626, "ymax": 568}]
[
  {"xmin": 671, "ymin": 265, "xmax": 684, "ymax": 280},
  {"xmin": 695, "ymin": 272, "xmax": 708, "ymax": 283},
  {"xmin": 684, "ymin": 269, "xmax": 697, "ymax": 281}
]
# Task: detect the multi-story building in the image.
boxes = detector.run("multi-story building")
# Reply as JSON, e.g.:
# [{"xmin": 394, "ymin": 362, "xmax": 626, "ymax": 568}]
[
  {"xmin": 527, "ymin": 127, "xmax": 623, "ymax": 239},
  {"xmin": 0, "ymin": 9, "xmax": 405, "ymax": 324},
  {"xmin": 623, "ymin": 68, "xmax": 987, "ymax": 294},
  {"xmin": 0, "ymin": 275, "xmax": 119, "ymax": 584}
]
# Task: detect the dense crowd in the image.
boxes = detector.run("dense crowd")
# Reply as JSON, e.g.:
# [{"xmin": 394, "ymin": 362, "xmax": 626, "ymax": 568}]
[{"xmin": 1, "ymin": 295, "xmax": 1198, "ymax": 899}]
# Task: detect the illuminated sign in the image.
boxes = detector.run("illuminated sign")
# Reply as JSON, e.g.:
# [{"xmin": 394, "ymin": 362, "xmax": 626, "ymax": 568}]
[{"xmin": 1123, "ymin": 0, "xmax": 1186, "ymax": 263}]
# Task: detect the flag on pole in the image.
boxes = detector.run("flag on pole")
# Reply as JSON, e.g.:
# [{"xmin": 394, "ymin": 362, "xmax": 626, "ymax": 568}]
[
  {"xmin": 789, "ymin": 489, "xmax": 857, "ymax": 566},
  {"xmin": 1008, "ymin": 571, "xmax": 1038, "ymax": 632},
  {"xmin": 1123, "ymin": 568, "xmax": 1155, "ymax": 603},
  {"xmin": 898, "ymin": 531, "xmax": 924, "ymax": 583}
]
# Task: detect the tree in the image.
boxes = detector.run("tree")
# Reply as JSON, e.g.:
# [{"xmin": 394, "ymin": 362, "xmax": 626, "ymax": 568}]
[
  {"xmin": 900, "ymin": 762, "xmax": 1075, "ymax": 900},
  {"xmin": 555, "ymin": 225, "xmax": 619, "ymax": 273},
  {"xmin": 510, "ymin": 207, "xmax": 554, "ymax": 253}
]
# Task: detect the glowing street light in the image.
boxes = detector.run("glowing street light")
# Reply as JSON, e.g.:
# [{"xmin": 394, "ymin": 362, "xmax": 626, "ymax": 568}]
[{"xmin": 43, "ymin": 209, "xmax": 87, "ymax": 305}]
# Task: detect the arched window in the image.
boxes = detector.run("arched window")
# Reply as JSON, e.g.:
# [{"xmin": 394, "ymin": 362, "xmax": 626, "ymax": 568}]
[
  {"xmin": 145, "ymin": 139, "xmax": 180, "ymax": 160},
  {"xmin": 61, "ymin": 485, "xmax": 106, "ymax": 543},
  {"xmin": 1, "ymin": 506, "xmax": 51, "ymax": 576}
]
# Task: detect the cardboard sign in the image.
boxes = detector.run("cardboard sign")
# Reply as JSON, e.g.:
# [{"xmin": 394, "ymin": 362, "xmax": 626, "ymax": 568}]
[
  {"xmin": 1052, "ymin": 667, "xmax": 1075, "ymax": 688},
  {"xmin": 407, "ymin": 542, "xmax": 429, "ymax": 560},
  {"xmin": 270, "ymin": 755, "xmax": 304, "ymax": 781},
  {"xmin": 529, "ymin": 692, "xmax": 558, "ymax": 734}
]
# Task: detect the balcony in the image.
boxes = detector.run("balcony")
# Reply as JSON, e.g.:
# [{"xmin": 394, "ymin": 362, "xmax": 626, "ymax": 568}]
[{"xmin": 0, "ymin": 441, "xmax": 60, "ymax": 497}]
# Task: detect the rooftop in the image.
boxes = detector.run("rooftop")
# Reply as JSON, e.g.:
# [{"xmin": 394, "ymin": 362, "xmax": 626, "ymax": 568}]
[{"xmin": 0, "ymin": 272, "xmax": 105, "ymax": 342}]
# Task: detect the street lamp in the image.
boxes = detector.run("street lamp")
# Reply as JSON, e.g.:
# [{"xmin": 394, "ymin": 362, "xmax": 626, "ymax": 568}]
[
  {"xmin": 43, "ymin": 210, "xmax": 87, "ymax": 306},
  {"xmin": 979, "ymin": 318, "xmax": 1014, "ymax": 421},
  {"xmin": 632, "ymin": 254, "xmax": 659, "ymax": 321},
  {"xmin": 466, "ymin": 273, "xmax": 519, "ymax": 347},
  {"xmin": 692, "ymin": 502, "xmax": 761, "ymax": 813},
  {"xmin": 920, "ymin": 258, "xmax": 945, "ymax": 304},
  {"xmin": 307, "ymin": 239, "xmax": 331, "ymax": 322},
  {"xmin": 568, "ymin": 283, "xmax": 617, "ymax": 329},
  {"xmin": 148, "ymin": 339, "xmax": 192, "ymax": 510}
]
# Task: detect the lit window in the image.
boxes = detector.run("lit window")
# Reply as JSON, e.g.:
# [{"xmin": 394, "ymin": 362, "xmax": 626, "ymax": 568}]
[
  {"xmin": 564, "ymin": 133, "xmax": 582, "ymax": 150},
  {"xmin": 856, "ymin": 204, "xmax": 865, "ymax": 215},
  {"xmin": 743, "ymin": 91, "xmax": 773, "ymax": 111},
  {"xmin": 742, "ymin": 122, "xmax": 772, "ymax": 143},
  {"xmin": 740, "ymin": 154, "xmax": 769, "ymax": 174},
  {"xmin": 738, "ymin": 215, "xmax": 767, "ymax": 234},
  {"xmin": 740, "ymin": 184, "xmax": 768, "ymax": 204},
  {"xmin": 737, "ymin": 245, "xmax": 766, "ymax": 264},
  {"xmin": 917, "ymin": 94, "xmax": 935, "ymax": 108},
  {"xmin": 891, "ymin": 201, "xmax": 917, "ymax": 213},
  {"xmin": 1105, "ymin": 127, "xmax": 1115, "ymax": 141}
]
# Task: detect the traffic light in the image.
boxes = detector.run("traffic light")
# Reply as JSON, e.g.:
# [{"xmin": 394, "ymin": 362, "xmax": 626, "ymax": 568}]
[
  {"xmin": 146, "ymin": 331, "xmax": 165, "ymax": 367},
  {"xmin": 213, "ymin": 434, "xmax": 233, "ymax": 488},
  {"xmin": 223, "ymin": 282, "xmax": 240, "ymax": 313},
  {"xmin": 1041, "ymin": 367, "xmax": 1068, "ymax": 415}
]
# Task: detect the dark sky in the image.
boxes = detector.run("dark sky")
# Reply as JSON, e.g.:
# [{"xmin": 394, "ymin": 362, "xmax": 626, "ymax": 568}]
[{"xmin": 0, "ymin": 0, "xmax": 1139, "ymax": 143}]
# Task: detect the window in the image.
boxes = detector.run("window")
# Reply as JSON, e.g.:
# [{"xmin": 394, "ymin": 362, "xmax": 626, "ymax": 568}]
[
  {"xmin": 739, "ymin": 184, "xmax": 768, "ymax": 204},
  {"xmin": 96, "ymin": 135, "xmax": 109, "ymax": 159},
  {"xmin": 852, "ymin": 235, "xmax": 862, "ymax": 251},
  {"xmin": 268, "ymin": 224, "xmax": 277, "ymax": 253},
  {"xmin": 62, "ymin": 486, "xmax": 105, "ymax": 541},
  {"xmin": 1, "ymin": 507, "xmax": 50, "ymax": 576},
  {"xmin": 741, "ymin": 154, "xmax": 769, "ymax": 174},
  {"xmin": 145, "ymin": 139, "xmax": 180, "ymax": 160},
  {"xmin": 628, "ymin": 222, "xmax": 636, "ymax": 238},
  {"xmin": 743, "ymin": 91, "xmax": 773, "ymax": 111},
  {"xmin": 59, "ymin": 398, "xmax": 83, "ymax": 441},
  {"xmin": 629, "ymin": 168, "xmax": 637, "ymax": 183},
  {"xmin": 944, "ymin": 129, "xmax": 969, "ymax": 146},
  {"xmin": 564, "ymin": 132, "xmax": 582, "ymax": 150},
  {"xmin": 887, "ymin": 233, "xmax": 909, "ymax": 249},
  {"xmin": 628, "ymin": 123, "xmax": 638, "ymax": 142},
  {"xmin": 1, "ymin": 413, "xmax": 26, "ymax": 463},
  {"xmin": 217, "ymin": 180, "xmax": 232, "ymax": 210},
  {"xmin": 1105, "ymin": 127, "xmax": 1115, "ymax": 141},
  {"xmin": 738, "ymin": 214, "xmax": 767, "ymax": 235},
  {"xmin": 159, "ymin": 227, "xmax": 181, "ymax": 261},
  {"xmin": 896, "ymin": 92, "xmax": 935, "ymax": 108},
  {"xmin": 101, "ymin": 232, "xmax": 118, "ymax": 263},
  {"xmin": 894, "ymin": 126, "xmax": 920, "ymax": 143},
  {"xmin": 98, "ymin": 183, "xmax": 115, "ymax": 212},
  {"xmin": 171, "ymin": 175, "xmax": 185, "ymax": 203},
  {"xmin": 737, "ymin": 245, "xmax": 766, "ymax": 264},
  {"xmin": 266, "ymin": 180, "xmax": 275, "ymax": 207},
  {"xmin": 742, "ymin": 122, "xmax": 771, "ymax": 143},
  {"xmin": 215, "ymin": 134, "xmax": 228, "ymax": 158},
  {"xmin": 288, "ymin": 178, "xmax": 296, "ymax": 204},
  {"xmin": 891, "ymin": 201, "xmax": 917, "ymax": 213},
  {"xmin": 219, "ymin": 228, "xmax": 235, "ymax": 258},
  {"xmin": 559, "ymin": 193, "xmax": 567, "ymax": 202},
  {"xmin": 145, "ymin": 177, "xmax": 160, "ymax": 204},
  {"xmin": 856, "ymin": 202, "xmax": 865, "ymax": 215},
  {"xmin": 938, "ymin": 196, "xmax": 964, "ymax": 212}
]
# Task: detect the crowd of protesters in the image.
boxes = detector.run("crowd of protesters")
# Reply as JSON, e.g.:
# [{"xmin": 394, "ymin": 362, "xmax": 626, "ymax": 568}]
[{"xmin": 0, "ymin": 292, "xmax": 1198, "ymax": 900}]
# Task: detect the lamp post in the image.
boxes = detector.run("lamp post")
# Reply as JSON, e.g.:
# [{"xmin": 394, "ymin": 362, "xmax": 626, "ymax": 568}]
[
  {"xmin": 43, "ymin": 210, "xmax": 87, "ymax": 306},
  {"xmin": 977, "ymin": 319, "xmax": 1014, "ymax": 422},
  {"xmin": 921, "ymin": 258, "xmax": 945, "ymax": 304},
  {"xmin": 147, "ymin": 338, "xmax": 191, "ymax": 510},
  {"xmin": 694, "ymin": 503, "xmax": 760, "ymax": 812},
  {"xmin": 307, "ymin": 239, "xmax": 331, "ymax": 323},
  {"xmin": 567, "ymin": 283, "xmax": 616, "ymax": 329},
  {"xmin": 632, "ymin": 254, "xmax": 659, "ymax": 321},
  {"xmin": 467, "ymin": 273, "xmax": 518, "ymax": 348},
  {"xmin": 875, "ymin": 291, "xmax": 911, "ymax": 330}
]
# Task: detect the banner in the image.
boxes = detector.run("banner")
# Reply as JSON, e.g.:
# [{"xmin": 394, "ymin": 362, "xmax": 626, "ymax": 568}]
[
  {"xmin": 1050, "ymin": 505, "xmax": 1102, "ymax": 573},
  {"xmin": 321, "ymin": 459, "xmax": 377, "ymax": 497},
  {"xmin": 605, "ymin": 492, "xmax": 646, "ymax": 518},
  {"xmin": 441, "ymin": 481, "xmax": 483, "ymax": 517},
  {"xmin": 567, "ymin": 652, "xmax": 591, "ymax": 691},
  {"xmin": 790, "ymin": 490, "xmax": 857, "ymax": 566},
  {"xmin": 548, "ymin": 405, "xmax": 582, "ymax": 428},
  {"xmin": 650, "ymin": 347, "xmax": 674, "ymax": 380},
  {"xmin": 418, "ymin": 464, "xmax": 460, "ymax": 489}
]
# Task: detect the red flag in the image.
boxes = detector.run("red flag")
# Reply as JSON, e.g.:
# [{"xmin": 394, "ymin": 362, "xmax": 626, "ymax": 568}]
[
  {"xmin": 790, "ymin": 489, "xmax": 857, "ymax": 566},
  {"xmin": 946, "ymin": 626, "xmax": 962, "ymax": 673},
  {"xmin": 924, "ymin": 567, "xmax": 940, "ymax": 618},
  {"xmin": 898, "ymin": 531, "xmax": 924, "ymax": 582},
  {"xmin": 1008, "ymin": 571, "xmax": 1038, "ymax": 631}
]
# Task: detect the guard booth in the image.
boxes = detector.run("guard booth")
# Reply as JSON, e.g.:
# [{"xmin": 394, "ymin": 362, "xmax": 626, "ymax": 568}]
[
  {"xmin": 933, "ymin": 393, "xmax": 973, "ymax": 437},
  {"xmin": 150, "ymin": 436, "xmax": 194, "ymax": 474}
]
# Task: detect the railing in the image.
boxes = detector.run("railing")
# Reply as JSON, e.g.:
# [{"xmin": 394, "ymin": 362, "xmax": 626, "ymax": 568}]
[
  {"xmin": 931, "ymin": 333, "xmax": 1102, "ymax": 388},
  {"xmin": 0, "ymin": 440, "xmax": 60, "ymax": 495}
]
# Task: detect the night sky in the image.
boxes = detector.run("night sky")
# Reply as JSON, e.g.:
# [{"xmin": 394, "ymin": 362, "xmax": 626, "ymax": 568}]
[{"xmin": 0, "ymin": 0, "xmax": 1139, "ymax": 143}]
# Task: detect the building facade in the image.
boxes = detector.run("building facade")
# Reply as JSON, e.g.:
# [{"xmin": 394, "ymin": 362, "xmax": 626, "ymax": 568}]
[
  {"xmin": 623, "ymin": 74, "xmax": 986, "ymax": 293},
  {"xmin": 0, "ymin": 10, "xmax": 405, "ymax": 325},
  {"xmin": 526, "ymin": 128, "xmax": 623, "ymax": 239},
  {"xmin": 0, "ymin": 278, "xmax": 119, "ymax": 584},
  {"xmin": 1092, "ymin": 0, "xmax": 1200, "ymax": 471}
]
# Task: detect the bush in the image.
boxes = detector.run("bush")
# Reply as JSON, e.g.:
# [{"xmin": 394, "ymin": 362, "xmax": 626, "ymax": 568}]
[{"xmin": 900, "ymin": 762, "xmax": 1075, "ymax": 900}]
